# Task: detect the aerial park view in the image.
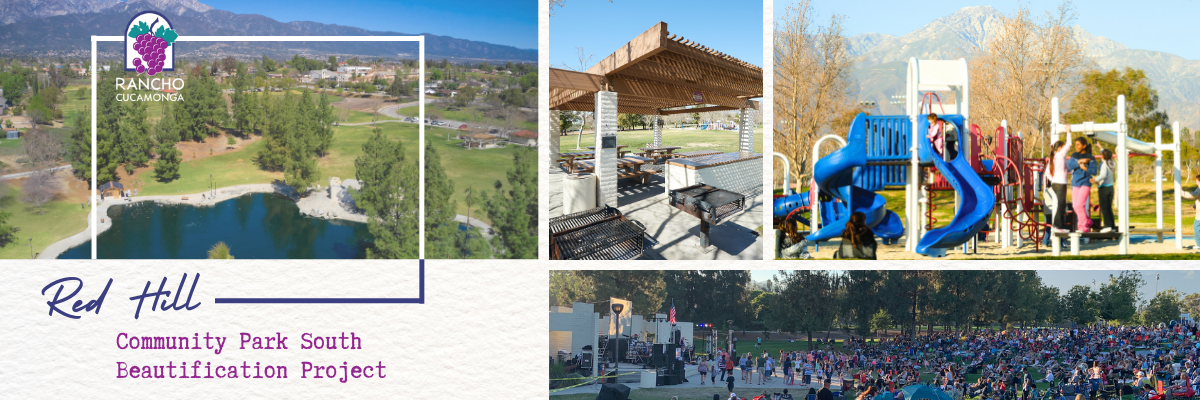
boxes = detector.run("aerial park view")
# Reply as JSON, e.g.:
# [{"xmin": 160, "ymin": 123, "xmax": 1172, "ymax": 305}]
[{"xmin": 773, "ymin": 1, "xmax": 1198, "ymax": 260}]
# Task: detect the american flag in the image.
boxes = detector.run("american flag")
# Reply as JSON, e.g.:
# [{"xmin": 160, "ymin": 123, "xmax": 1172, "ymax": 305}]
[{"xmin": 669, "ymin": 299, "xmax": 676, "ymax": 326}]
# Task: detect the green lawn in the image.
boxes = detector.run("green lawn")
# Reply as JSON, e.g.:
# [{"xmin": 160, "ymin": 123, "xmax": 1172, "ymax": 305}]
[
  {"xmin": 0, "ymin": 185, "xmax": 89, "ymax": 259},
  {"xmin": 138, "ymin": 122, "xmax": 418, "ymax": 197},
  {"xmin": 60, "ymin": 85, "xmax": 90, "ymax": 123},
  {"xmin": 137, "ymin": 138, "xmax": 281, "ymax": 196},
  {"xmin": 398, "ymin": 104, "xmax": 537, "ymax": 131},
  {"xmin": 560, "ymin": 127, "xmax": 765, "ymax": 155},
  {"xmin": 1012, "ymin": 253, "xmax": 1200, "ymax": 260},
  {"xmin": 0, "ymin": 137, "xmax": 22, "ymax": 151},
  {"xmin": 425, "ymin": 126, "xmax": 529, "ymax": 225},
  {"xmin": 321, "ymin": 122, "xmax": 418, "ymax": 181}
]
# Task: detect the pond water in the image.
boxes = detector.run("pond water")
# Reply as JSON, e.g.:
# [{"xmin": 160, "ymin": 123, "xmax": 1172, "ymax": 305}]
[
  {"xmin": 96, "ymin": 193, "xmax": 372, "ymax": 259},
  {"xmin": 57, "ymin": 243, "xmax": 92, "ymax": 259}
]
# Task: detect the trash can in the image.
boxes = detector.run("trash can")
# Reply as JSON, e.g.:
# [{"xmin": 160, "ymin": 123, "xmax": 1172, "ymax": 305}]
[
  {"xmin": 563, "ymin": 173, "xmax": 597, "ymax": 214},
  {"xmin": 641, "ymin": 370, "xmax": 657, "ymax": 389}
]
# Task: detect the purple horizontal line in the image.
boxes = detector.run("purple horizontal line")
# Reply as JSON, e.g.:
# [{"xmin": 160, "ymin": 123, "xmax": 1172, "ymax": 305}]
[{"xmin": 214, "ymin": 260, "xmax": 425, "ymax": 304}]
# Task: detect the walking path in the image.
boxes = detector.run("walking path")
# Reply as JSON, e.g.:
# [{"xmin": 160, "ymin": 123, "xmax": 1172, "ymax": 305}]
[
  {"xmin": 0, "ymin": 165, "xmax": 71, "ymax": 181},
  {"xmin": 38, "ymin": 206, "xmax": 93, "ymax": 259},
  {"xmin": 552, "ymin": 362, "xmax": 847, "ymax": 397}
]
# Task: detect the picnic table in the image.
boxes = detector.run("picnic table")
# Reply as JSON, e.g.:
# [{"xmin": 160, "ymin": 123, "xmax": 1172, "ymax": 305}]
[
  {"xmin": 572, "ymin": 155, "xmax": 657, "ymax": 184},
  {"xmin": 674, "ymin": 150, "xmax": 723, "ymax": 158},
  {"xmin": 636, "ymin": 146, "xmax": 683, "ymax": 163},
  {"xmin": 587, "ymin": 145, "xmax": 632, "ymax": 158},
  {"xmin": 558, "ymin": 151, "xmax": 595, "ymax": 173}
]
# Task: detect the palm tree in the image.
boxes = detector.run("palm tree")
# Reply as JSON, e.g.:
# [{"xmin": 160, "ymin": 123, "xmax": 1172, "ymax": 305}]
[{"xmin": 207, "ymin": 242, "xmax": 234, "ymax": 259}]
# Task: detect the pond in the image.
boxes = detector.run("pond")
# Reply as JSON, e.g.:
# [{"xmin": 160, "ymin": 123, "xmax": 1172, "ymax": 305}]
[
  {"xmin": 96, "ymin": 193, "xmax": 372, "ymax": 259},
  {"xmin": 57, "ymin": 243, "xmax": 92, "ymax": 259}
]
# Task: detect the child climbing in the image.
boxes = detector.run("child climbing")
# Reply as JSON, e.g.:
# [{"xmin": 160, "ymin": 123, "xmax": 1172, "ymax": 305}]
[{"xmin": 1066, "ymin": 136, "xmax": 1098, "ymax": 239}]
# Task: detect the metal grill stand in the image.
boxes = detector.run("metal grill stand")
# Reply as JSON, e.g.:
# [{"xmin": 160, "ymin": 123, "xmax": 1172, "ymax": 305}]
[{"xmin": 668, "ymin": 184, "xmax": 746, "ymax": 253}]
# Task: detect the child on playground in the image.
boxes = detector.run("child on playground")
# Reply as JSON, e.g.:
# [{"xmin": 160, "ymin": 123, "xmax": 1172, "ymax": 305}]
[
  {"xmin": 1179, "ymin": 174, "xmax": 1200, "ymax": 249},
  {"xmin": 834, "ymin": 212, "xmax": 878, "ymax": 260},
  {"xmin": 1066, "ymin": 136, "xmax": 1098, "ymax": 239},
  {"xmin": 926, "ymin": 114, "xmax": 946, "ymax": 157},
  {"xmin": 1092, "ymin": 148, "xmax": 1116, "ymax": 233},
  {"xmin": 1045, "ymin": 139, "xmax": 1071, "ymax": 234}
]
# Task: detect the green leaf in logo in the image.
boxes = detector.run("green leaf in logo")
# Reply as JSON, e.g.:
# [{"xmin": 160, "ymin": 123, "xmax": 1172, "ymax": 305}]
[
  {"xmin": 128, "ymin": 21, "xmax": 151, "ymax": 38},
  {"xmin": 154, "ymin": 26, "xmax": 179, "ymax": 46}
]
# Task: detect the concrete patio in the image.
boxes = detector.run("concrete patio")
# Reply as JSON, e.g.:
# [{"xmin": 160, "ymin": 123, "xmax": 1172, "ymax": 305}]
[{"xmin": 549, "ymin": 166, "xmax": 763, "ymax": 260}]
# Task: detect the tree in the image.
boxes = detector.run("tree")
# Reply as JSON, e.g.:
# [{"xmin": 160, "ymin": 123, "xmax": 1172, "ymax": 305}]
[
  {"xmin": 1143, "ymin": 288, "xmax": 1183, "ymax": 326},
  {"xmin": 219, "ymin": 57, "xmax": 237, "ymax": 74},
  {"xmin": 1065, "ymin": 68, "xmax": 1169, "ymax": 141},
  {"xmin": 67, "ymin": 104, "xmax": 91, "ymax": 181},
  {"xmin": 22, "ymin": 129, "xmax": 63, "ymax": 172},
  {"xmin": 258, "ymin": 93, "xmax": 292, "ymax": 171},
  {"xmin": 207, "ymin": 242, "xmax": 234, "ymax": 259},
  {"xmin": 452, "ymin": 86, "xmax": 477, "ymax": 108},
  {"xmin": 227, "ymin": 134, "xmax": 236, "ymax": 148},
  {"xmin": 774, "ymin": 0, "xmax": 858, "ymax": 189},
  {"xmin": 1062, "ymin": 284, "xmax": 1097, "ymax": 325},
  {"xmin": 1096, "ymin": 271, "xmax": 1144, "ymax": 324},
  {"xmin": 353, "ymin": 125, "xmax": 419, "ymax": 259},
  {"xmin": 771, "ymin": 270, "xmax": 840, "ymax": 348},
  {"xmin": 153, "ymin": 103, "xmax": 182, "ymax": 182},
  {"xmin": 480, "ymin": 147, "xmax": 536, "ymax": 258},
  {"xmin": 21, "ymin": 170, "xmax": 58, "ymax": 214},
  {"xmin": 969, "ymin": 2, "xmax": 1091, "ymax": 158},
  {"xmin": 117, "ymin": 96, "xmax": 151, "ymax": 173},
  {"xmin": 869, "ymin": 309, "xmax": 892, "ymax": 337},
  {"xmin": 424, "ymin": 143, "xmax": 460, "ymax": 259},
  {"xmin": 564, "ymin": 271, "xmax": 667, "ymax": 316},
  {"xmin": 1182, "ymin": 293, "xmax": 1200, "ymax": 318},
  {"xmin": 96, "ymin": 69, "xmax": 120, "ymax": 183},
  {"xmin": 327, "ymin": 56, "xmax": 338, "ymax": 71},
  {"xmin": 557, "ymin": 110, "xmax": 577, "ymax": 135}
]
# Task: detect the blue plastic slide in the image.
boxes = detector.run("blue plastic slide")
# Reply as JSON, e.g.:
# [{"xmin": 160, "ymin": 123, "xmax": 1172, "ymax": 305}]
[
  {"xmin": 915, "ymin": 115, "xmax": 995, "ymax": 256},
  {"xmin": 797, "ymin": 113, "xmax": 904, "ymax": 242}
]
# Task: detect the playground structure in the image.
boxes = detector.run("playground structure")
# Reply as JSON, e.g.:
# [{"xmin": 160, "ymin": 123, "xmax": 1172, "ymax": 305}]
[{"xmin": 774, "ymin": 57, "xmax": 1187, "ymax": 258}]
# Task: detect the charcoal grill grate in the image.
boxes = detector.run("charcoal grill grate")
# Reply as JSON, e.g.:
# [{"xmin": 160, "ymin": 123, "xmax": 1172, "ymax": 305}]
[{"xmin": 549, "ymin": 206, "xmax": 646, "ymax": 260}]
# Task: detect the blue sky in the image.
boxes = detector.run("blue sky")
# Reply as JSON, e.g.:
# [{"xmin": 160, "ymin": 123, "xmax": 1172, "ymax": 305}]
[
  {"xmin": 199, "ymin": 0, "xmax": 537, "ymax": 50},
  {"xmin": 549, "ymin": 0, "xmax": 764, "ymax": 69},
  {"xmin": 749, "ymin": 270, "xmax": 1200, "ymax": 303},
  {"xmin": 772, "ymin": 0, "xmax": 1200, "ymax": 60}
]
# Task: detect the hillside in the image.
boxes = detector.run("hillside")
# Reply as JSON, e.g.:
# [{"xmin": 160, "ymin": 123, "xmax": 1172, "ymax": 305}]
[
  {"xmin": 845, "ymin": 6, "xmax": 1198, "ymax": 131},
  {"xmin": 0, "ymin": 0, "xmax": 536, "ymax": 61}
]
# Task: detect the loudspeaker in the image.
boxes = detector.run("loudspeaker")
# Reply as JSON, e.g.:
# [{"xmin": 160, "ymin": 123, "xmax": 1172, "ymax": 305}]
[
  {"xmin": 652, "ymin": 344, "xmax": 665, "ymax": 366},
  {"xmin": 607, "ymin": 338, "xmax": 628, "ymax": 363},
  {"xmin": 597, "ymin": 383, "xmax": 631, "ymax": 400}
]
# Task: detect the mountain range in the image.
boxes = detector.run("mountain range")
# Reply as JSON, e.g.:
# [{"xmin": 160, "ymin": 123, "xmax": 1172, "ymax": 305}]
[
  {"xmin": 0, "ymin": 0, "xmax": 536, "ymax": 61},
  {"xmin": 846, "ymin": 6, "xmax": 1199, "ymax": 132}
]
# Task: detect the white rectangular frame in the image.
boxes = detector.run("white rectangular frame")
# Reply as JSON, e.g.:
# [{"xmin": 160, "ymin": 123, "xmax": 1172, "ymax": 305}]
[{"xmin": 91, "ymin": 35, "xmax": 425, "ymax": 259}]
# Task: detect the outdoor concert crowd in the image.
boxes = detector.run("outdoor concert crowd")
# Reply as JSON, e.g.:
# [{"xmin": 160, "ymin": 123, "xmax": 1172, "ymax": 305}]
[{"xmin": 704, "ymin": 321, "xmax": 1200, "ymax": 400}]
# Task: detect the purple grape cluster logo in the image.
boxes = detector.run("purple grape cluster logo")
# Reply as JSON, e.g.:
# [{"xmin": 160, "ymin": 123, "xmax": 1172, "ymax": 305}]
[{"xmin": 124, "ymin": 12, "xmax": 177, "ymax": 75}]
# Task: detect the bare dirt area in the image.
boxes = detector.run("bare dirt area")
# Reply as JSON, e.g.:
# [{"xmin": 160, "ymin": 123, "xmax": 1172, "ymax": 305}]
[
  {"xmin": 6, "ymin": 173, "xmax": 90, "ymax": 204},
  {"xmin": 331, "ymin": 96, "xmax": 395, "ymax": 113},
  {"xmin": 176, "ymin": 132, "xmax": 261, "ymax": 162}
]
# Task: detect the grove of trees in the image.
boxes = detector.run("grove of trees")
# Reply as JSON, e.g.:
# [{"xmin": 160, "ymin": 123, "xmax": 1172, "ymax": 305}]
[{"xmin": 552, "ymin": 270, "xmax": 1185, "ymax": 350}]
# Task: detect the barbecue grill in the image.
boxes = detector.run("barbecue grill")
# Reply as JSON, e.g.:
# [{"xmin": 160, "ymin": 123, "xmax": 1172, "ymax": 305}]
[
  {"xmin": 549, "ymin": 206, "xmax": 646, "ymax": 260},
  {"xmin": 668, "ymin": 183, "xmax": 747, "ymax": 252}
]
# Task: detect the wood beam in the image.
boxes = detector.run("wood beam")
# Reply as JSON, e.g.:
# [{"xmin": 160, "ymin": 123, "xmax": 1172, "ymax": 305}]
[
  {"xmin": 658, "ymin": 106, "xmax": 738, "ymax": 115},
  {"xmin": 586, "ymin": 22, "xmax": 667, "ymax": 77},
  {"xmin": 549, "ymin": 68, "xmax": 604, "ymax": 92}
]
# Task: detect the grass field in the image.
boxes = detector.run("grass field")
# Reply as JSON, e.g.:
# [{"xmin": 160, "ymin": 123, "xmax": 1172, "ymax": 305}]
[
  {"xmin": 338, "ymin": 109, "xmax": 399, "ymax": 125},
  {"xmin": 320, "ymin": 122, "xmax": 419, "ymax": 181},
  {"xmin": 0, "ymin": 184, "xmax": 89, "ymax": 259},
  {"xmin": 60, "ymin": 85, "xmax": 89, "ymax": 123},
  {"xmin": 559, "ymin": 127, "xmax": 765, "ymax": 155},
  {"xmin": 426, "ymin": 126, "xmax": 529, "ymax": 225},
  {"xmin": 138, "ymin": 123, "xmax": 419, "ymax": 196},
  {"xmin": 398, "ymin": 104, "xmax": 537, "ymax": 131}
]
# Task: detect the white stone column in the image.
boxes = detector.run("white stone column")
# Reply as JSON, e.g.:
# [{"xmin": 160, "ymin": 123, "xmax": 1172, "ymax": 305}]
[
  {"xmin": 594, "ymin": 91, "xmax": 619, "ymax": 207},
  {"xmin": 652, "ymin": 116, "xmax": 663, "ymax": 147},
  {"xmin": 739, "ymin": 107, "xmax": 754, "ymax": 153}
]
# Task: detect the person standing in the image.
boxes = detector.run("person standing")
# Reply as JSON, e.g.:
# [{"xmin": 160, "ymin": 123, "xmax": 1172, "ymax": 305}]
[
  {"xmin": 700, "ymin": 355, "xmax": 709, "ymax": 385},
  {"xmin": 1047, "ymin": 139, "xmax": 1071, "ymax": 233},
  {"xmin": 1179, "ymin": 174, "xmax": 1200, "ymax": 250},
  {"xmin": 1066, "ymin": 137, "xmax": 1098, "ymax": 238},
  {"xmin": 1092, "ymin": 149, "xmax": 1116, "ymax": 233},
  {"xmin": 818, "ymin": 378, "xmax": 835, "ymax": 400}
]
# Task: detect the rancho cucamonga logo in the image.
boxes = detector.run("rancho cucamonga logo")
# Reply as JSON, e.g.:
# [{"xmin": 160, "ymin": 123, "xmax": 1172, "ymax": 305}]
[
  {"xmin": 124, "ymin": 11, "xmax": 177, "ymax": 75},
  {"xmin": 116, "ymin": 11, "xmax": 184, "ymax": 102}
]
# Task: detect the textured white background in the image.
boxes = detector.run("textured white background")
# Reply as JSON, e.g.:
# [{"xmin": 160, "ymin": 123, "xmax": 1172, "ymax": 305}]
[{"xmin": 0, "ymin": 260, "xmax": 544, "ymax": 398}]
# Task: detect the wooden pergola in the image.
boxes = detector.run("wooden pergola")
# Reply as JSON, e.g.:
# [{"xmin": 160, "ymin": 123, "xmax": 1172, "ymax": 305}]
[{"xmin": 549, "ymin": 22, "xmax": 762, "ymax": 115}]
